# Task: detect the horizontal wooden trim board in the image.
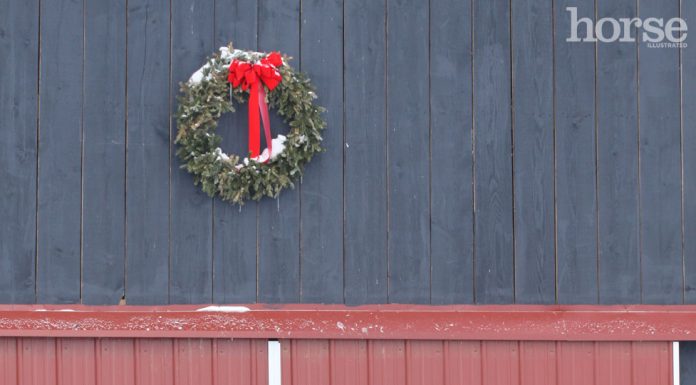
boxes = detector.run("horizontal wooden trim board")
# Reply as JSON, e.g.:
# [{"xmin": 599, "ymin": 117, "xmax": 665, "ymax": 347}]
[{"xmin": 0, "ymin": 305, "xmax": 694, "ymax": 341}]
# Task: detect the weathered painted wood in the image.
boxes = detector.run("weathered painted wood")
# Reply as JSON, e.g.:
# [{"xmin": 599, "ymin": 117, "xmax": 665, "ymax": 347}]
[
  {"xmin": 212, "ymin": 0, "xmax": 259, "ymax": 304},
  {"xmin": 681, "ymin": 342, "xmax": 696, "ymax": 384},
  {"xmin": 343, "ymin": 0, "xmax": 388, "ymax": 305},
  {"xmin": 429, "ymin": 0, "xmax": 474, "ymax": 304},
  {"xmin": 299, "ymin": 0, "xmax": 344, "ymax": 303},
  {"xmin": 82, "ymin": 0, "xmax": 127, "ymax": 305},
  {"xmin": 170, "ymin": 0, "xmax": 214, "ymax": 303},
  {"xmin": 637, "ymin": 0, "xmax": 683, "ymax": 304},
  {"xmin": 387, "ymin": 0, "xmax": 430, "ymax": 304},
  {"xmin": 0, "ymin": 0, "xmax": 38, "ymax": 303},
  {"xmin": 512, "ymin": 0, "xmax": 555, "ymax": 304},
  {"xmin": 473, "ymin": 0, "xmax": 514, "ymax": 304},
  {"xmin": 684, "ymin": 0, "xmax": 696, "ymax": 304},
  {"xmin": 126, "ymin": 0, "xmax": 171, "ymax": 305},
  {"xmin": 596, "ymin": 0, "xmax": 640, "ymax": 304},
  {"xmin": 36, "ymin": 0, "xmax": 83, "ymax": 304},
  {"xmin": 554, "ymin": 0, "xmax": 598, "ymax": 304},
  {"xmin": 256, "ymin": 0, "xmax": 301, "ymax": 303}
]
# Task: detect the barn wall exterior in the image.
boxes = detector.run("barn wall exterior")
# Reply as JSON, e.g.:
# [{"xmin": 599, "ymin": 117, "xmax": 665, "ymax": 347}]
[
  {"xmin": 0, "ymin": 0, "xmax": 693, "ymax": 307},
  {"xmin": 0, "ymin": 338, "xmax": 673, "ymax": 385}
]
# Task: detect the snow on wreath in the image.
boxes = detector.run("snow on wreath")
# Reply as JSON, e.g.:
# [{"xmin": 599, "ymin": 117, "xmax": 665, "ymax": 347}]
[{"xmin": 175, "ymin": 44, "xmax": 326, "ymax": 205}]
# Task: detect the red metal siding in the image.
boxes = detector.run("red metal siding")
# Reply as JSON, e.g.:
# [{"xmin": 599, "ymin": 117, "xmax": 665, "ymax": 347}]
[
  {"xmin": 280, "ymin": 340, "xmax": 673, "ymax": 385},
  {"xmin": 0, "ymin": 306, "xmax": 679, "ymax": 384},
  {"xmin": 0, "ymin": 338, "xmax": 267, "ymax": 385}
]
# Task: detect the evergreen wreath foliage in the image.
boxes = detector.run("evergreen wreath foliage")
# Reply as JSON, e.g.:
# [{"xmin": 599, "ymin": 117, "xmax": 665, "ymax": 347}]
[{"xmin": 175, "ymin": 45, "xmax": 326, "ymax": 205}]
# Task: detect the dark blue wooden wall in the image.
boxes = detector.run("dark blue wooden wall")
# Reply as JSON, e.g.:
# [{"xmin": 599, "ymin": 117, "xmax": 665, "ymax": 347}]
[{"xmin": 0, "ymin": 0, "xmax": 692, "ymax": 306}]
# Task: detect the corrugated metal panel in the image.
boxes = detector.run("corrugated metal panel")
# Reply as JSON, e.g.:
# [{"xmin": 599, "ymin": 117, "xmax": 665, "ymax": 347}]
[
  {"xmin": 135, "ymin": 339, "xmax": 174, "ymax": 385},
  {"xmin": 280, "ymin": 340, "xmax": 673, "ymax": 385},
  {"xmin": 59, "ymin": 339, "xmax": 96, "ymax": 385},
  {"xmin": 0, "ymin": 338, "xmax": 673, "ymax": 384},
  {"xmin": 0, "ymin": 338, "xmax": 266, "ymax": 385},
  {"xmin": 99, "ymin": 339, "xmax": 135, "ymax": 384}
]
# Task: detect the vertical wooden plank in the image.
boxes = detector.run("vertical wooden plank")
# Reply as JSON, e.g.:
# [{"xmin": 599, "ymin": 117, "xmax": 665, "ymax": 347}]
[
  {"xmin": 299, "ymin": 0, "xmax": 344, "ymax": 304},
  {"xmin": 632, "ymin": 342, "xmax": 672, "ymax": 385},
  {"xmin": 481, "ymin": 341, "xmax": 519, "ymax": 385},
  {"xmin": 0, "ymin": 0, "xmax": 38, "ymax": 303},
  {"xmin": 212, "ymin": 0, "xmax": 259, "ymax": 304},
  {"xmin": 81, "ymin": 0, "xmax": 127, "ymax": 305},
  {"xmin": 256, "ymin": 0, "xmax": 301, "ymax": 303},
  {"xmin": 387, "ymin": 0, "xmax": 430, "ymax": 304},
  {"xmin": 444, "ymin": 341, "xmax": 482, "ymax": 385},
  {"xmin": 98, "ymin": 339, "xmax": 135, "ymax": 385},
  {"xmin": 0, "ymin": 338, "xmax": 18, "ymax": 384},
  {"xmin": 57, "ymin": 339, "xmax": 96, "ymax": 385},
  {"xmin": 19, "ymin": 338, "xmax": 57, "ymax": 385},
  {"xmin": 174, "ymin": 339, "xmax": 213, "ymax": 385},
  {"xmin": 126, "ymin": 0, "xmax": 171, "ymax": 304},
  {"xmin": 170, "ymin": 0, "xmax": 214, "ymax": 304},
  {"xmin": 637, "ymin": 0, "xmax": 683, "ymax": 304},
  {"xmin": 596, "ymin": 0, "xmax": 640, "ymax": 304},
  {"xmin": 343, "ymin": 0, "xmax": 388, "ymax": 305},
  {"xmin": 554, "ymin": 0, "xmax": 598, "ymax": 304},
  {"xmin": 135, "ymin": 339, "xmax": 174, "ymax": 385},
  {"xmin": 331, "ymin": 340, "xmax": 369, "ymax": 385},
  {"xmin": 595, "ymin": 342, "xmax": 632, "ymax": 385},
  {"xmin": 681, "ymin": 342, "xmax": 696, "ymax": 385},
  {"xmin": 36, "ymin": 0, "xmax": 83, "ymax": 304},
  {"xmin": 429, "ymin": 0, "xmax": 474, "ymax": 304},
  {"xmin": 407, "ymin": 341, "xmax": 445, "ymax": 385},
  {"xmin": 473, "ymin": 0, "xmax": 514, "ymax": 304},
  {"xmin": 556, "ymin": 342, "xmax": 595, "ymax": 385},
  {"xmin": 289, "ymin": 340, "xmax": 331, "ymax": 385},
  {"xmin": 519, "ymin": 341, "xmax": 557, "ymax": 385},
  {"xmin": 511, "ymin": 0, "xmax": 555, "ymax": 304},
  {"xmin": 684, "ymin": 0, "xmax": 696, "ymax": 304},
  {"xmin": 368, "ymin": 340, "xmax": 406, "ymax": 385}
]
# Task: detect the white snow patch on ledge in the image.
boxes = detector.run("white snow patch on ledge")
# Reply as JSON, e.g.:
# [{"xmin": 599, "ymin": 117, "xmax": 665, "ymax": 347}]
[
  {"xmin": 34, "ymin": 309, "xmax": 76, "ymax": 312},
  {"xmin": 195, "ymin": 306, "xmax": 250, "ymax": 313}
]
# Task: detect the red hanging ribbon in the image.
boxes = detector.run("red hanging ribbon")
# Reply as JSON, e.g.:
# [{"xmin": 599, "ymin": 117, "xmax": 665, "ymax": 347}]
[{"xmin": 228, "ymin": 52, "xmax": 283, "ymax": 161}]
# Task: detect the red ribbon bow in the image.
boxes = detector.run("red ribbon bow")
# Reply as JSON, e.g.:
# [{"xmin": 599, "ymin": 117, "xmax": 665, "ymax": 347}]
[{"xmin": 228, "ymin": 52, "xmax": 283, "ymax": 160}]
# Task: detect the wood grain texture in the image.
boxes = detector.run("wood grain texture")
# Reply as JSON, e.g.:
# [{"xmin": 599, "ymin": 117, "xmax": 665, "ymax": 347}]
[
  {"xmin": 0, "ymin": 0, "xmax": 38, "ymax": 303},
  {"xmin": 681, "ymin": 342, "xmax": 696, "ymax": 385},
  {"xmin": 299, "ymin": 0, "xmax": 344, "ymax": 304},
  {"xmin": 512, "ymin": 0, "xmax": 555, "ymax": 304},
  {"xmin": 36, "ymin": 0, "xmax": 83, "ymax": 304},
  {"xmin": 169, "ymin": 0, "xmax": 214, "ymax": 304},
  {"xmin": 554, "ymin": 0, "xmax": 598, "ymax": 304},
  {"xmin": 82, "ymin": 0, "xmax": 127, "ymax": 305},
  {"xmin": 473, "ymin": 0, "xmax": 514, "ymax": 304},
  {"xmin": 429, "ymin": 0, "xmax": 474, "ymax": 304},
  {"xmin": 126, "ymin": 0, "xmax": 171, "ymax": 305},
  {"xmin": 685, "ymin": 0, "xmax": 696, "ymax": 304},
  {"xmin": 212, "ymin": 0, "xmax": 259, "ymax": 304},
  {"xmin": 637, "ymin": 0, "xmax": 683, "ymax": 304},
  {"xmin": 596, "ymin": 0, "xmax": 640, "ymax": 304},
  {"xmin": 343, "ymin": 0, "xmax": 388, "ymax": 305},
  {"xmin": 387, "ymin": 0, "xmax": 430, "ymax": 304},
  {"xmin": 256, "ymin": 0, "xmax": 301, "ymax": 303},
  {"xmin": 1, "ymin": 0, "xmax": 692, "ymax": 306}
]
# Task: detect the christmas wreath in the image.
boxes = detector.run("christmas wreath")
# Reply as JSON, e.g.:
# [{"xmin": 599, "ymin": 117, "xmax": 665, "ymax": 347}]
[{"xmin": 175, "ymin": 45, "xmax": 325, "ymax": 204}]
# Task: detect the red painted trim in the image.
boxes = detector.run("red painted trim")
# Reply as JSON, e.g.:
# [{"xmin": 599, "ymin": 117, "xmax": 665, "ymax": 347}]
[{"xmin": 0, "ymin": 304, "xmax": 694, "ymax": 341}]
